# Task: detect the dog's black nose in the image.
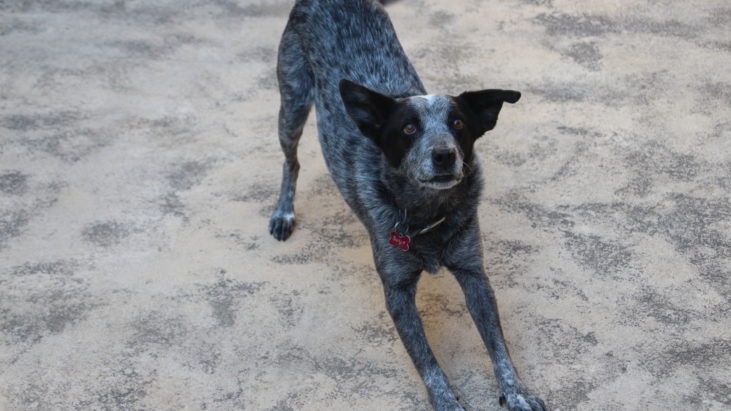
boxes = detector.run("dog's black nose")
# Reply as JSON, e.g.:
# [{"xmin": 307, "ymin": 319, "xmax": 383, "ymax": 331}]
[{"xmin": 432, "ymin": 147, "xmax": 456, "ymax": 169}]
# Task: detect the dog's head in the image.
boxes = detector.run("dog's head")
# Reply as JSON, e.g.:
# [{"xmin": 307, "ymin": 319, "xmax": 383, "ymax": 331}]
[{"xmin": 340, "ymin": 79, "xmax": 520, "ymax": 190}]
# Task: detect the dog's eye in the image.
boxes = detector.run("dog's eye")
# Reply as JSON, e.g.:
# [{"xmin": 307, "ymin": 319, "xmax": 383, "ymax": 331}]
[
  {"xmin": 403, "ymin": 123, "xmax": 417, "ymax": 135},
  {"xmin": 451, "ymin": 119, "xmax": 464, "ymax": 130}
]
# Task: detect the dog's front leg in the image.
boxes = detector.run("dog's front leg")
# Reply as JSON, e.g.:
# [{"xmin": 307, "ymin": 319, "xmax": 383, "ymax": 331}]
[
  {"xmin": 445, "ymin": 222, "xmax": 546, "ymax": 411},
  {"xmin": 377, "ymin": 263, "xmax": 464, "ymax": 410}
]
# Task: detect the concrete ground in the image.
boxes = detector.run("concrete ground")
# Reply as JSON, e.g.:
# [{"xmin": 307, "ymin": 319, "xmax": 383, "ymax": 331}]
[{"xmin": 1, "ymin": 0, "xmax": 730, "ymax": 410}]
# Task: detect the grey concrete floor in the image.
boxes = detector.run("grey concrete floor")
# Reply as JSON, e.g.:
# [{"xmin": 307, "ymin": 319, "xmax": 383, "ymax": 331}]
[{"xmin": 1, "ymin": 0, "xmax": 730, "ymax": 410}]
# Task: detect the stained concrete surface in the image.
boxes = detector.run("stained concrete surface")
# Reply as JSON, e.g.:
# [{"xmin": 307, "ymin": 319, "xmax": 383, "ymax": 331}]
[{"xmin": 0, "ymin": 0, "xmax": 730, "ymax": 410}]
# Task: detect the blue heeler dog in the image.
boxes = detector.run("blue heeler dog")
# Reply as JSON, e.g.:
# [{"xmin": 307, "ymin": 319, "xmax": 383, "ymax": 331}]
[{"xmin": 268, "ymin": 0, "xmax": 546, "ymax": 409}]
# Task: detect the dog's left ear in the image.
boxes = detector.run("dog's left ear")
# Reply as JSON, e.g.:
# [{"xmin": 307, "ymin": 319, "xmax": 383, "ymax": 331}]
[
  {"xmin": 456, "ymin": 89, "xmax": 521, "ymax": 137},
  {"xmin": 339, "ymin": 79, "xmax": 396, "ymax": 140}
]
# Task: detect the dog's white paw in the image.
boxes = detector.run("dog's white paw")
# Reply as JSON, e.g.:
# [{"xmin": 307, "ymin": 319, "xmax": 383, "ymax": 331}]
[
  {"xmin": 269, "ymin": 211, "xmax": 295, "ymax": 241},
  {"xmin": 432, "ymin": 397, "xmax": 465, "ymax": 411},
  {"xmin": 430, "ymin": 390, "xmax": 466, "ymax": 411},
  {"xmin": 499, "ymin": 388, "xmax": 547, "ymax": 411}
]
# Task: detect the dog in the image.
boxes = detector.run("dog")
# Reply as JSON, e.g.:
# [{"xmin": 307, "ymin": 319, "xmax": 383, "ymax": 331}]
[{"xmin": 268, "ymin": 1, "xmax": 546, "ymax": 409}]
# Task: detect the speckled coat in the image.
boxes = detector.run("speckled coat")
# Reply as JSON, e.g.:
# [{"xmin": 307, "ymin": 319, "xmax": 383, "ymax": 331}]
[{"xmin": 268, "ymin": 1, "xmax": 545, "ymax": 410}]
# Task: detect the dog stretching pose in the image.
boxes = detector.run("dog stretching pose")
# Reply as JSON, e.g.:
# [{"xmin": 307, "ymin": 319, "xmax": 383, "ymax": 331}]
[{"xmin": 268, "ymin": 1, "xmax": 546, "ymax": 409}]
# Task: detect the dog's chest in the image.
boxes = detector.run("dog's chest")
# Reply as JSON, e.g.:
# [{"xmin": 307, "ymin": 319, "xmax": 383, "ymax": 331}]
[
  {"xmin": 391, "ymin": 230, "xmax": 452, "ymax": 274},
  {"xmin": 384, "ymin": 203, "xmax": 471, "ymax": 274}
]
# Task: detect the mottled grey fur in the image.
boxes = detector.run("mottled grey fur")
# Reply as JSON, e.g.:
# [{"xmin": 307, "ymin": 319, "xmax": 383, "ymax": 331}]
[{"xmin": 268, "ymin": 1, "xmax": 546, "ymax": 409}]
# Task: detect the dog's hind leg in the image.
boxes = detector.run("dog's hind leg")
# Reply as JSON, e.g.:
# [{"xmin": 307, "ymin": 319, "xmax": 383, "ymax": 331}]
[{"xmin": 269, "ymin": 25, "xmax": 314, "ymax": 241}]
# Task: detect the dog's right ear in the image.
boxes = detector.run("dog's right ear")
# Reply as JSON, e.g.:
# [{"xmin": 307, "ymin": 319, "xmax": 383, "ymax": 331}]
[
  {"xmin": 339, "ymin": 79, "xmax": 396, "ymax": 140},
  {"xmin": 456, "ymin": 89, "xmax": 521, "ymax": 138}
]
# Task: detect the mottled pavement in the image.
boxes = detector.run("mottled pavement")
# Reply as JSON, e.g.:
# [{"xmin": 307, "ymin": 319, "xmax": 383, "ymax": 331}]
[{"xmin": 1, "ymin": 0, "xmax": 730, "ymax": 410}]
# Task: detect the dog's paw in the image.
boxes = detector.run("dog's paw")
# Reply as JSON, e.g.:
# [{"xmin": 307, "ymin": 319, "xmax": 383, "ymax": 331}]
[
  {"xmin": 268, "ymin": 211, "xmax": 295, "ymax": 241},
  {"xmin": 432, "ymin": 398, "xmax": 465, "ymax": 411},
  {"xmin": 499, "ymin": 387, "xmax": 546, "ymax": 411},
  {"xmin": 431, "ymin": 393, "xmax": 465, "ymax": 411}
]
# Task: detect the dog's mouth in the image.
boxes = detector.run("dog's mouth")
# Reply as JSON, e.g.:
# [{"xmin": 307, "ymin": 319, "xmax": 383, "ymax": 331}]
[{"xmin": 419, "ymin": 174, "xmax": 461, "ymax": 190}]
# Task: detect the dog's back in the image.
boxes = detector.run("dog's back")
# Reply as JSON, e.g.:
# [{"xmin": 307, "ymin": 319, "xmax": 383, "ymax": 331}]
[
  {"xmin": 288, "ymin": 0, "xmax": 423, "ymax": 97},
  {"xmin": 283, "ymin": 0, "xmax": 424, "ymax": 195}
]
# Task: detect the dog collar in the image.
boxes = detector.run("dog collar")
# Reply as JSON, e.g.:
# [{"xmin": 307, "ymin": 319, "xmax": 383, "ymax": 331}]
[{"xmin": 389, "ymin": 210, "xmax": 446, "ymax": 251}]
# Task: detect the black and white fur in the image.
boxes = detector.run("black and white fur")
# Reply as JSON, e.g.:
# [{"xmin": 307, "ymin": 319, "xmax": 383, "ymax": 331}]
[{"xmin": 268, "ymin": 1, "xmax": 546, "ymax": 409}]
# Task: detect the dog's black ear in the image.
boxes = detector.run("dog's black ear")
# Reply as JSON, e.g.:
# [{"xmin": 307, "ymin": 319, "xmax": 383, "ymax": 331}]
[
  {"xmin": 456, "ymin": 89, "xmax": 521, "ymax": 137},
  {"xmin": 339, "ymin": 79, "xmax": 396, "ymax": 140}
]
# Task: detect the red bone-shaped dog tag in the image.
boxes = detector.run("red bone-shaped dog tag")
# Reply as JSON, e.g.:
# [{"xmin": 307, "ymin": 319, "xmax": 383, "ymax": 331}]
[{"xmin": 389, "ymin": 232, "xmax": 411, "ymax": 251}]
